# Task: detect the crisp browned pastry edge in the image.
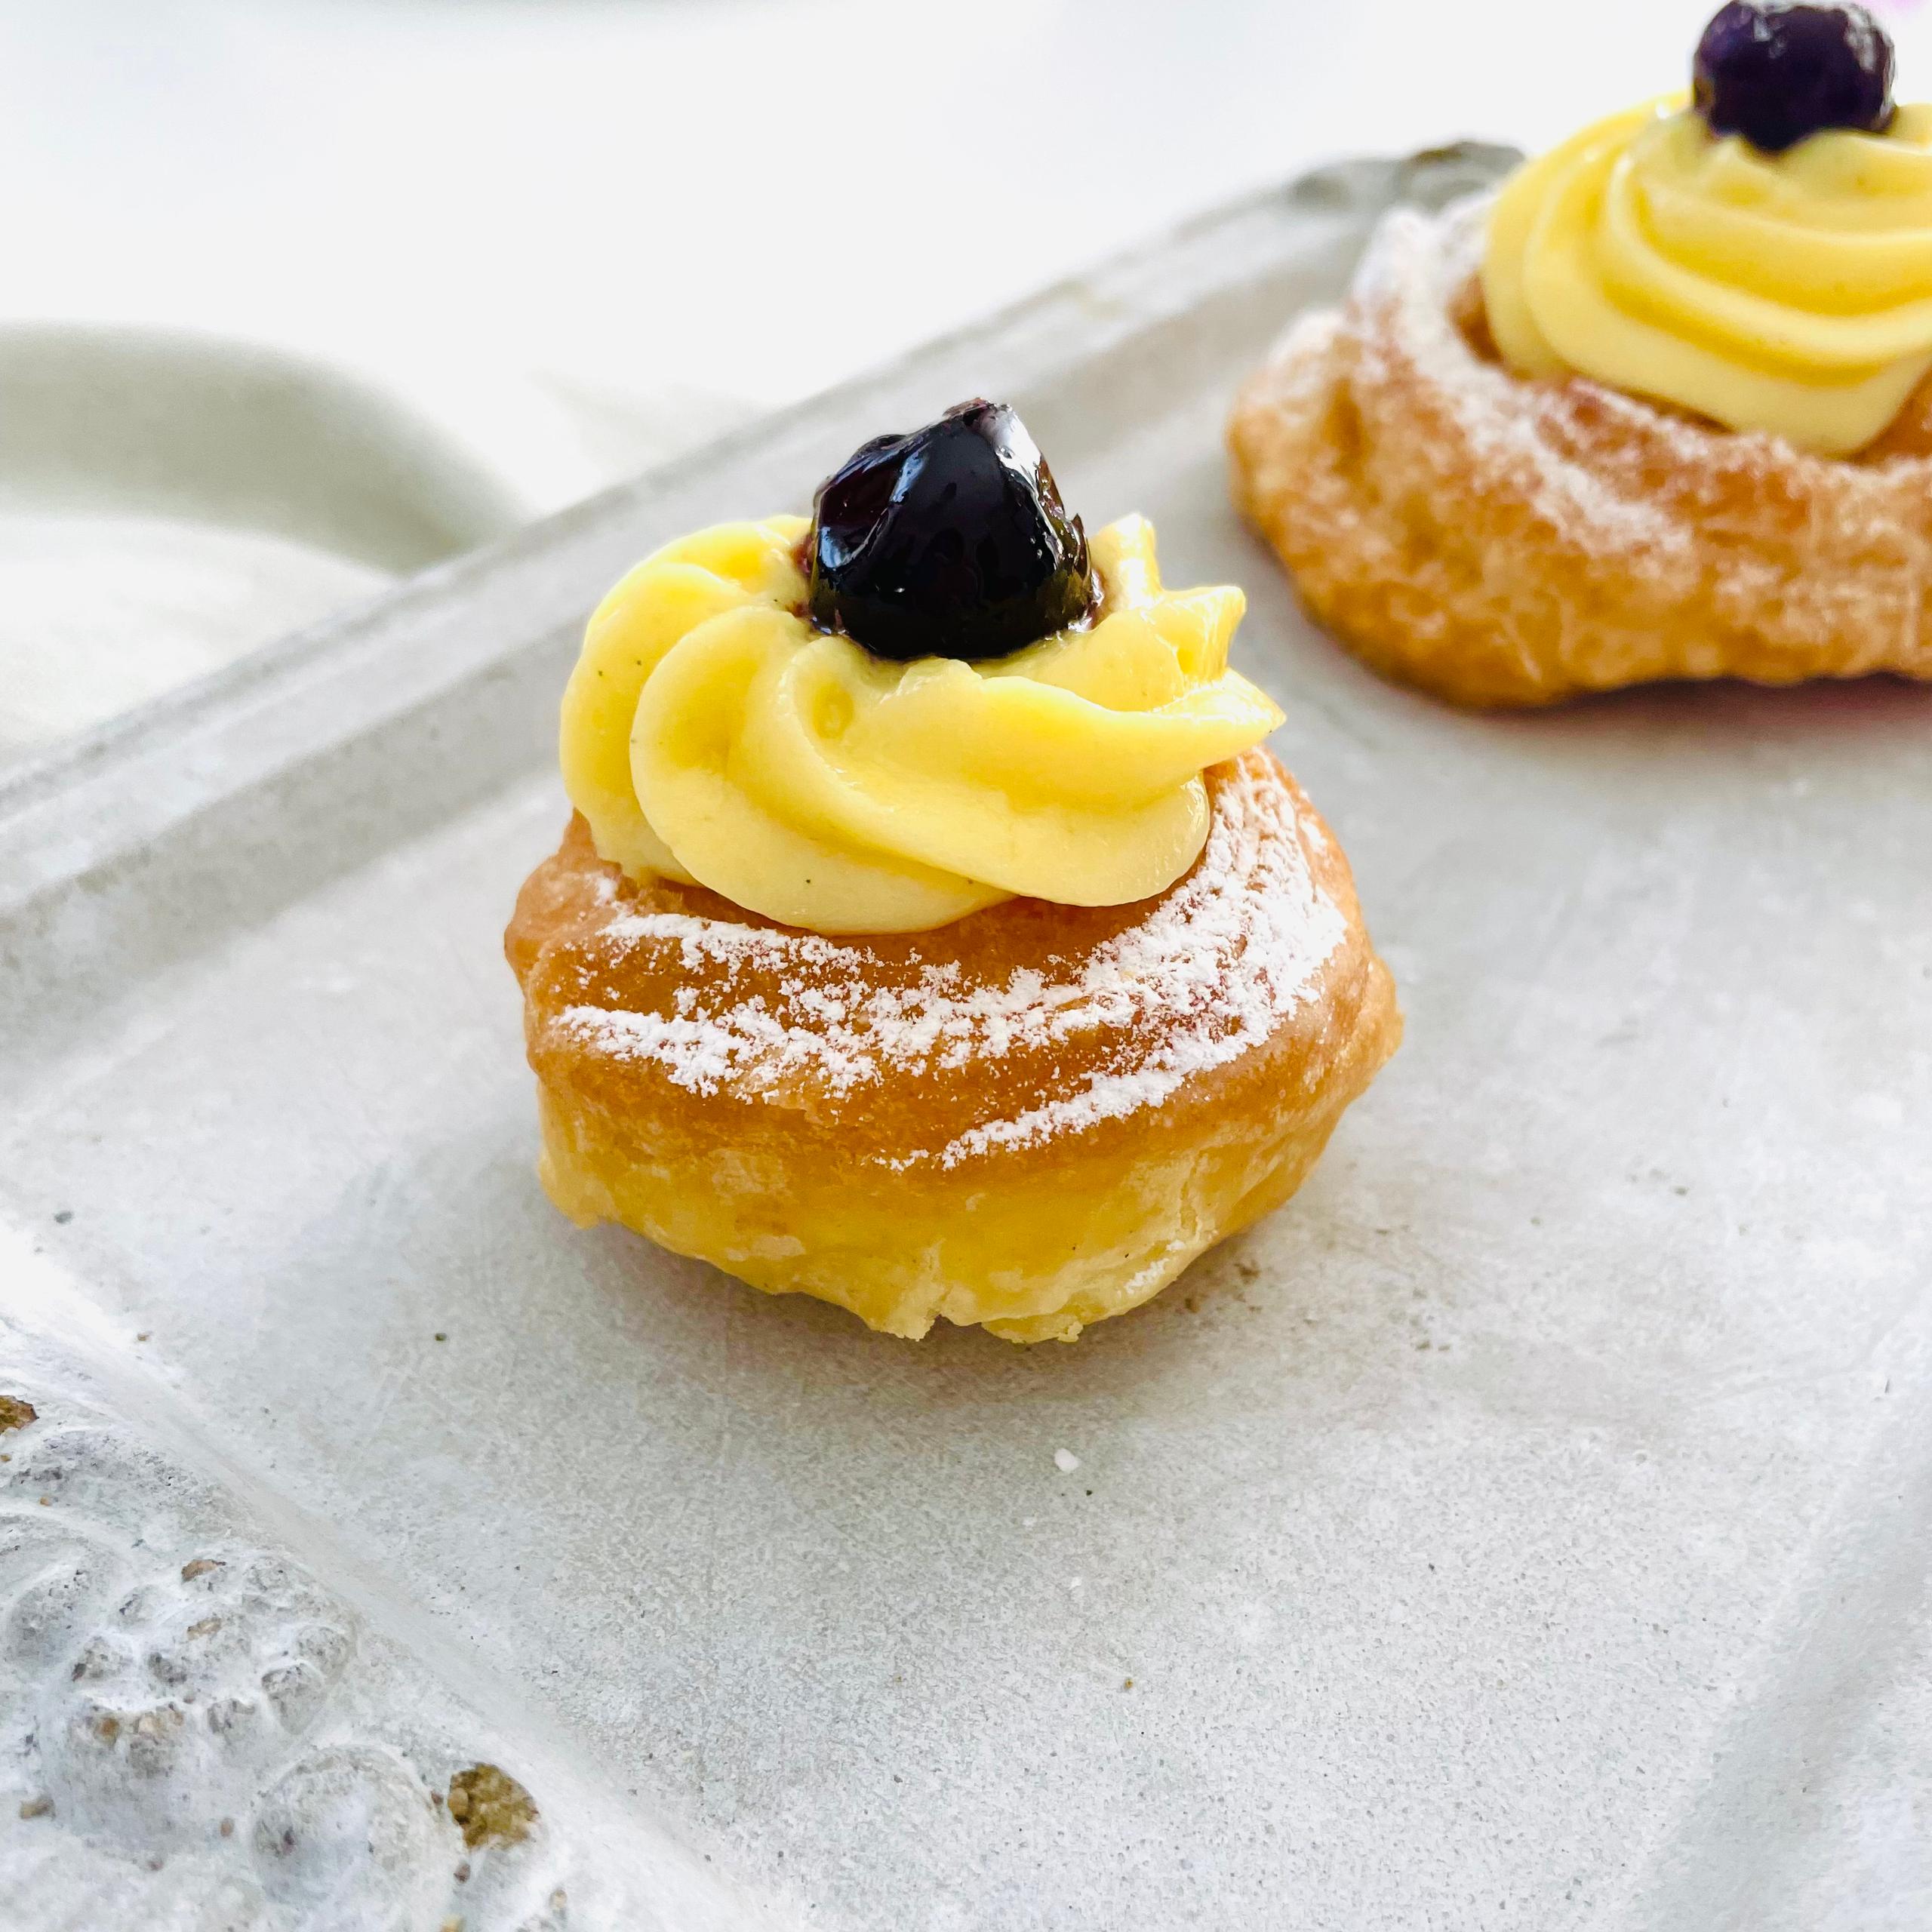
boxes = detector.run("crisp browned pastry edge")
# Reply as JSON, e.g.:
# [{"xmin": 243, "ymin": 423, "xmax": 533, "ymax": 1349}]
[
  {"xmin": 506, "ymin": 752, "xmax": 1401, "ymax": 1343},
  {"xmin": 1228, "ymin": 200, "xmax": 1932, "ymax": 709}
]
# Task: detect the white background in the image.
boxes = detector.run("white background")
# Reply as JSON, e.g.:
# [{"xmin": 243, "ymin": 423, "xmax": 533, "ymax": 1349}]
[{"xmin": 8, "ymin": 0, "xmax": 1929, "ymax": 456}]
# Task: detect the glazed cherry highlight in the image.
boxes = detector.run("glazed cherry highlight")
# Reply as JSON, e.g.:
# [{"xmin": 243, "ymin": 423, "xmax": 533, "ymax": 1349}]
[
  {"xmin": 807, "ymin": 400, "xmax": 1095, "ymax": 663},
  {"xmin": 1694, "ymin": 1, "xmax": 1894, "ymax": 154}
]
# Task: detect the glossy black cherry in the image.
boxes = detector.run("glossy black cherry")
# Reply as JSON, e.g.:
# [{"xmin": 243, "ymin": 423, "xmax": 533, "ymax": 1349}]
[
  {"xmin": 807, "ymin": 399, "xmax": 1094, "ymax": 663},
  {"xmin": 1694, "ymin": 2, "xmax": 1894, "ymax": 153}
]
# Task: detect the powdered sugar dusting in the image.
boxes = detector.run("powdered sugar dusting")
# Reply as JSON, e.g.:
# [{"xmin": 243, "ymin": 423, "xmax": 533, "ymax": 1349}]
[
  {"xmin": 555, "ymin": 758, "xmax": 1348, "ymax": 1171},
  {"xmin": 1334, "ymin": 197, "xmax": 1699, "ymax": 558},
  {"xmin": 1324, "ymin": 193, "xmax": 1932, "ymax": 562}
]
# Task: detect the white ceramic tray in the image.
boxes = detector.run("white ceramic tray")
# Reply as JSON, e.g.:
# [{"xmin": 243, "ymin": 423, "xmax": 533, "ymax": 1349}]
[{"xmin": 6, "ymin": 143, "xmax": 1931, "ymax": 1931}]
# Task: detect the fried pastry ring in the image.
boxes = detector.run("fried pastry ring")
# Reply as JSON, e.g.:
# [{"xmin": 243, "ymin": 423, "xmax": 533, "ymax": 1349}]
[
  {"xmin": 1228, "ymin": 198, "xmax": 1932, "ymax": 708},
  {"xmin": 506, "ymin": 749, "xmax": 1400, "ymax": 1343}
]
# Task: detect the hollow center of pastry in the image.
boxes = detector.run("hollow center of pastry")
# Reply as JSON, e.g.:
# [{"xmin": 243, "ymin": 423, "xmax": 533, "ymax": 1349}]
[
  {"xmin": 556, "ymin": 515, "xmax": 1282, "ymax": 934},
  {"xmin": 1481, "ymin": 94, "xmax": 1932, "ymax": 454}
]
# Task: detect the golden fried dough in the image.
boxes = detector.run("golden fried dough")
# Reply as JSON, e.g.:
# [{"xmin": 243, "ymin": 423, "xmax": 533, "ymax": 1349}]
[
  {"xmin": 1229, "ymin": 201, "xmax": 1932, "ymax": 709},
  {"xmin": 506, "ymin": 751, "xmax": 1400, "ymax": 1343}
]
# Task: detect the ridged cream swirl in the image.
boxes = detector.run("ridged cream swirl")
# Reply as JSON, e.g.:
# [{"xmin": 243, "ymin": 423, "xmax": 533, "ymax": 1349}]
[
  {"xmin": 558, "ymin": 515, "xmax": 1282, "ymax": 934},
  {"xmin": 1483, "ymin": 97, "xmax": 1932, "ymax": 454}
]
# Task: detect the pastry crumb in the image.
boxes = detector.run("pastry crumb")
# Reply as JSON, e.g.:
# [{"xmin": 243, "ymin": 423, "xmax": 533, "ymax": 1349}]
[
  {"xmin": 0, "ymin": 1395, "xmax": 37, "ymax": 1432},
  {"xmin": 18, "ymin": 1795, "xmax": 51, "ymax": 1820},
  {"xmin": 447, "ymin": 1764, "xmax": 537, "ymax": 1848},
  {"xmin": 1054, "ymin": 1448, "xmax": 1080, "ymax": 1473},
  {"xmin": 181, "ymin": 1557, "xmax": 224, "ymax": 1582}
]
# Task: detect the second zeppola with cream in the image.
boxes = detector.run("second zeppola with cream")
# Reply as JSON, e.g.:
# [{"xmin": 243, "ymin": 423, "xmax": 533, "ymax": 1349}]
[{"xmin": 1230, "ymin": 0, "xmax": 1932, "ymax": 706}]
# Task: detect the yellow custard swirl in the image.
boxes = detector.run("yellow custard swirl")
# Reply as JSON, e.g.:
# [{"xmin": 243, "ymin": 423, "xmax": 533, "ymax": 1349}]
[
  {"xmin": 558, "ymin": 516, "xmax": 1282, "ymax": 934},
  {"xmin": 1482, "ymin": 97, "xmax": 1932, "ymax": 454}
]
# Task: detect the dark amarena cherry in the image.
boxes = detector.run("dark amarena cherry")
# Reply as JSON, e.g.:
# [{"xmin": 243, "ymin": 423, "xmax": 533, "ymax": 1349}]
[
  {"xmin": 807, "ymin": 400, "xmax": 1095, "ymax": 663},
  {"xmin": 1694, "ymin": 1, "xmax": 1894, "ymax": 153}
]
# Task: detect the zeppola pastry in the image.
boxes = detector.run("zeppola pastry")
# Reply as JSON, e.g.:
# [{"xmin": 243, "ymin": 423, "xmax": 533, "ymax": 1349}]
[
  {"xmin": 507, "ymin": 401, "xmax": 1399, "ymax": 1342},
  {"xmin": 1229, "ymin": 1, "xmax": 1932, "ymax": 707}
]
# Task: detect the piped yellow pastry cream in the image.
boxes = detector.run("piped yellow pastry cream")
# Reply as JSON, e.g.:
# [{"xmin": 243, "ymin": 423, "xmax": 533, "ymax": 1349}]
[
  {"xmin": 560, "ymin": 509, "xmax": 1281, "ymax": 934},
  {"xmin": 1483, "ymin": 23, "xmax": 1932, "ymax": 457}
]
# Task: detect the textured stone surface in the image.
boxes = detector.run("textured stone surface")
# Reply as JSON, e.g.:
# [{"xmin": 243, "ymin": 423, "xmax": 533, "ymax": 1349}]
[{"xmin": 0, "ymin": 1311, "xmax": 780, "ymax": 1932}]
